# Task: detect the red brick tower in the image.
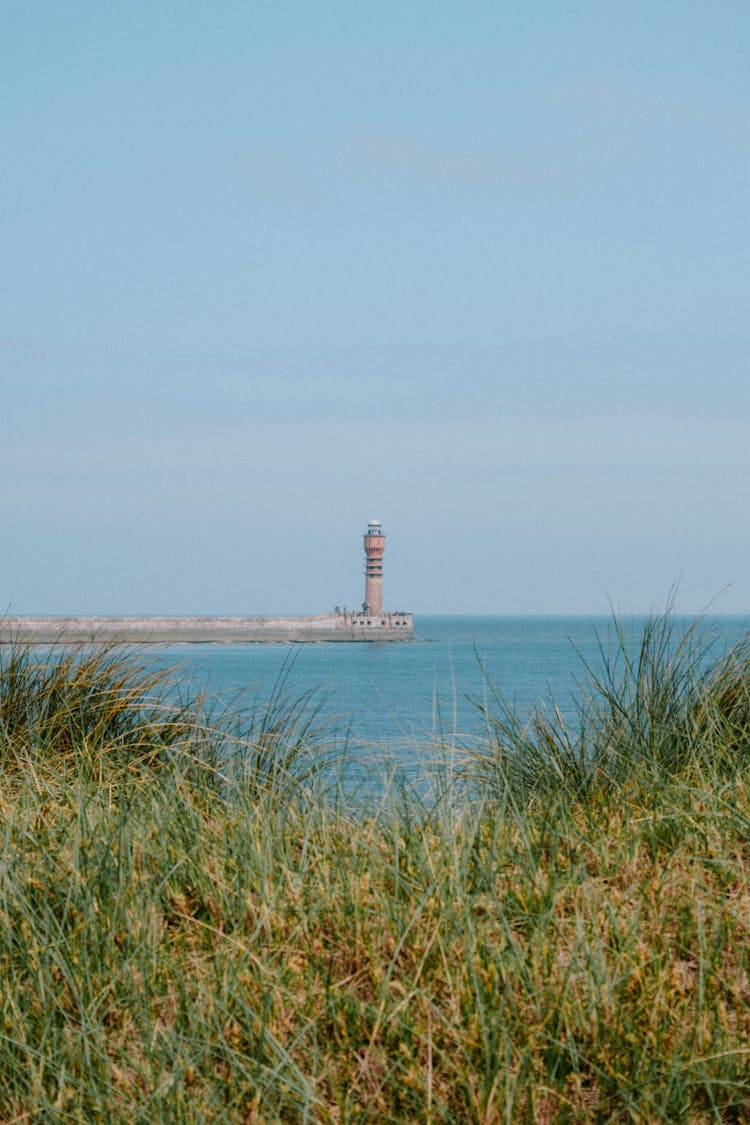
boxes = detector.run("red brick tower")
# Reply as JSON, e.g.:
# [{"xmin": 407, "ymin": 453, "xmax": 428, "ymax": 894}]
[{"xmin": 363, "ymin": 518, "xmax": 385, "ymax": 614}]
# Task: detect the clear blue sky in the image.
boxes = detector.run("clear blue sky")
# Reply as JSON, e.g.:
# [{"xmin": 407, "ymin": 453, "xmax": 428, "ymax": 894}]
[{"xmin": 2, "ymin": 1, "xmax": 749, "ymax": 614}]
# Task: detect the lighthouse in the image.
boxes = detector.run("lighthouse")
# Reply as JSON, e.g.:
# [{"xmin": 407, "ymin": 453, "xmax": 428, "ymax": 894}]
[{"xmin": 362, "ymin": 518, "xmax": 385, "ymax": 614}]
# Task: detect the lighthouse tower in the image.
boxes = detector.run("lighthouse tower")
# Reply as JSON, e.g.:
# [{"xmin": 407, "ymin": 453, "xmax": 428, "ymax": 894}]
[{"xmin": 362, "ymin": 518, "xmax": 385, "ymax": 614}]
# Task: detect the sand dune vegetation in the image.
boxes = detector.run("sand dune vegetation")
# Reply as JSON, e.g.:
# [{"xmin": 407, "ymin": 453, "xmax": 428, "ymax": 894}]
[{"xmin": 1, "ymin": 617, "xmax": 749, "ymax": 1122}]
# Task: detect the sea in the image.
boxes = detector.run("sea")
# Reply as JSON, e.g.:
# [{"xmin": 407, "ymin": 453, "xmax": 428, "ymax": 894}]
[{"xmin": 151, "ymin": 615, "xmax": 750, "ymax": 789}]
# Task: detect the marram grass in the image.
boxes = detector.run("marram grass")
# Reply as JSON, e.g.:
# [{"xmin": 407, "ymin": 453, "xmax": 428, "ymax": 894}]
[{"xmin": 1, "ymin": 620, "xmax": 750, "ymax": 1123}]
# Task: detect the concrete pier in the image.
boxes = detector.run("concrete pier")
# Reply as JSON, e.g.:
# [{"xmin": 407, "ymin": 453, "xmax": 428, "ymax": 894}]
[{"xmin": 0, "ymin": 611, "xmax": 414, "ymax": 645}]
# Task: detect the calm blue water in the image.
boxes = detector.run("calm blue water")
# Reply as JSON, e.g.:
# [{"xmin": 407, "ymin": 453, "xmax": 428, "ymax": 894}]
[{"xmin": 151, "ymin": 616, "xmax": 750, "ymax": 776}]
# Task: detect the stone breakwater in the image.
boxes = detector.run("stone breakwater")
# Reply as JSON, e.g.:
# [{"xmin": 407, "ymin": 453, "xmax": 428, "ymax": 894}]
[{"xmin": 0, "ymin": 612, "xmax": 414, "ymax": 644}]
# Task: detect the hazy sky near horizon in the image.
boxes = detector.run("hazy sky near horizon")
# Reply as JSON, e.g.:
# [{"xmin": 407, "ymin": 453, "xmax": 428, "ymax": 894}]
[{"xmin": 2, "ymin": 2, "xmax": 749, "ymax": 615}]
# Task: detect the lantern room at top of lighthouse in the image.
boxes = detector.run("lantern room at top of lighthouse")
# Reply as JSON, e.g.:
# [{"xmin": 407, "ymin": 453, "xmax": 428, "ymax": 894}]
[{"xmin": 364, "ymin": 522, "xmax": 385, "ymax": 558}]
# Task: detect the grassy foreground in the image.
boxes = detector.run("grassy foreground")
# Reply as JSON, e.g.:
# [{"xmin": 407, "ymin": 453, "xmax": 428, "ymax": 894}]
[{"xmin": 1, "ymin": 622, "xmax": 750, "ymax": 1122}]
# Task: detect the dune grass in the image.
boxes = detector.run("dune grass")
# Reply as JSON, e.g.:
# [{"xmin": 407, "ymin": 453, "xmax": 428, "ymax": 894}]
[{"xmin": 1, "ymin": 618, "xmax": 750, "ymax": 1122}]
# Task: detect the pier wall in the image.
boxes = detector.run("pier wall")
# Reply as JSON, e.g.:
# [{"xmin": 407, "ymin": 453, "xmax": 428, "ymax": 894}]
[{"xmin": 0, "ymin": 612, "xmax": 414, "ymax": 644}]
